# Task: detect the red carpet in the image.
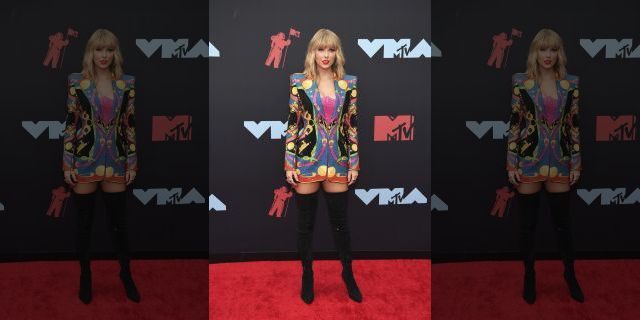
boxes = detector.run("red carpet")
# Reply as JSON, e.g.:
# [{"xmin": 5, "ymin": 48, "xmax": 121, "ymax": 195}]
[
  {"xmin": 210, "ymin": 259, "xmax": 431, "ymax": 320},
  {"xmin": 0, "ymin": 259, "xmax": 208, "ymax": 320},
  {"xmin": 432, "ymin": 260, "xmax": 640, "ymax": 320}
]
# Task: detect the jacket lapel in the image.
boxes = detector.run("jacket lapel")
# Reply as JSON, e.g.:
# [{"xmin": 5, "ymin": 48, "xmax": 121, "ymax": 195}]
[
  {"xmin": 335, "ymin": 79, "xmax": 346, "ymax": 107},
  {"xmin": 557, "ymin": 79, "xmax": 570, "ymax": 113},
  {"xmin": 525, "ymin": 79, "xmax": 542, "ymax": 112},
  {"xmin": 113, "ymin": 79, "xmax": 125, "ymax": 114}
]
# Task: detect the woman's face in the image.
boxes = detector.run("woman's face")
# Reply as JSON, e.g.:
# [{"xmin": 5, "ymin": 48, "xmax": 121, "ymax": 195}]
[
  {"xmin": 314, "ymin": 46, "xmax": 336, "ymax": 71},
  {"xmin": 93, "ymin": 45, "xmax": 115, "ymax": 71},
  {"xmin": 537, "ymin": 46, "xmax": 558, "ymax": 70}
]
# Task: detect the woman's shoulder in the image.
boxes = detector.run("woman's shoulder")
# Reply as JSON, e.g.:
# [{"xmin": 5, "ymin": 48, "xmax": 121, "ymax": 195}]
[
  {"xmin": 68, "ymin": 72, "xmax": 83, "ymax": 84},
  {"xmin": 511, "ymin": 72, "xmax": 527, "ymax": 83}
]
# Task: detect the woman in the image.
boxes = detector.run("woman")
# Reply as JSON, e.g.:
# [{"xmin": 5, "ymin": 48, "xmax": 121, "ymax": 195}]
[
  {"xmin": 284, "ymin": 28, "xmax": 362, "ymax": 304},
  {"xmin": 63, "ymin": 29, "xmax": 140, "ymax": 304},
  {"xmin": 507, "ymin": 28, "xmax": 584, "ymax": 304}
]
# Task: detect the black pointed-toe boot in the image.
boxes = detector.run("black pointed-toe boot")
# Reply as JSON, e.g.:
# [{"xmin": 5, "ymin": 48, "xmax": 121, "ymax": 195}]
[
  {"xmin": 548, "ymin": 191, "xmax": 584, "ymax": 303},
  {"xmin": 74, "ymin": 191, "xmax": 97, "ymax": 304},
  {"xmin": 326, "ymin": 191, "xmax": 362, "ymax": 303},
  {"xmin": 104, "ymin": 191, "xmax": 140, "ymax": 303},
  {"xmin": 295, "ymin": 191, "xmax": 318, "ymax": 304},
  {"xmin": 518, "ymin": 191, "xmax": 540, "ymax": 304}
]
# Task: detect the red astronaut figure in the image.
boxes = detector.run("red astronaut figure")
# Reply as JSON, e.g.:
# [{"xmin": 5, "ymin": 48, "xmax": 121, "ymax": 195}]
[
  {"xmin": 268, "ymin": 186, "xmax": 293, "ymax": 218},
  {"xmin": 265, "ymin": 32, "xmax": 291, "ymax": 69},
  {"xmin": 43, "ymin": 32, "xmax": 70, "ymax": 69},
  {"xmin": 47, "ymin": 186, "xmax": 71, "ymax": 218},
  {"xmin": 487, "ymin": 32, "xmax": 513, "ymax": 69},
  {"xmin": 491, "ymin": 186, "xmax": 515, "ymax": 218}
]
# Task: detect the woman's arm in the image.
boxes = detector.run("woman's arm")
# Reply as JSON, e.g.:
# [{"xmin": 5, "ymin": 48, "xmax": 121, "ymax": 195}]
[
  {"xmin": 345, "ymin": 77, "xmax": 359, "ymax": 171},
  {"xmin": 62, "ymin": 75, "xmax": 79, "ymax": 172},
  {"xmin": 506, "ymin": 75, "xmax": 524, "ymax": 171}
]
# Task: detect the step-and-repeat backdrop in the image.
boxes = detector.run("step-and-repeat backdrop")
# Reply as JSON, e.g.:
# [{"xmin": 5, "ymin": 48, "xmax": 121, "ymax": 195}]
[
  {"xmin": 433, "ymin": 0, "xmax": 640, "ymax": 257},
  {"xmin": 210, "ymin": 0, "xmax": 432, "ymax": 258},
  {"xmin": 0, "ymin": 0, "xmax": 208, "ymax": 258}
]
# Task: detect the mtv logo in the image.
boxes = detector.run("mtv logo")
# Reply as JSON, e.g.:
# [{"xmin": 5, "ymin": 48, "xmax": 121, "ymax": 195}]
[
  {"xmin": 0, "ymin": 202, "xmax": 4, "ymax": 211},
  {"xmin": 152, "ymin": 115, "xmax": 192, "ymax": 141},
  {"xmin": 595, "ymin": 115, "xmax": 636, "ymax": 141},
  {"xmin": 373, "ymin": 115, "xmax": 415, "ymax": 141},
  {"xmin": 133, "ymin": 188, "xmax": 206, "ymax": 205},
  {"xmin": 580, "ymin": 39, "xmax": 640, "ymax": 59},
  {"xmin": 136, "ymin": 39, "xmax": 214, "ymax": 58},
  {"xmin": 577, "ymin": 188, "xmax": 640, "ymax": 205},
  {"xmin": 355, "ymin": 188, "xmax": 427, "ymax": 205},
  {"xmin": 209, "ymin": 194, "xmax": 227, "ymax": 211},
  {"xmin": 22, "ymin": 121, "xmax": 65, "ymax": 139},
  {"xmin": 358, "ymin": 39, "xmax": 441, "ymax": 58}
]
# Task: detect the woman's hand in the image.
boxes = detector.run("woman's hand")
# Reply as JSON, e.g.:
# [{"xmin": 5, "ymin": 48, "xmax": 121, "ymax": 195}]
[
  {"xmin": 348, "ymin": 170, "xmax": 359, "ymax": 186},
  {"xmin": 126, "ymin": 170, "xmax": 137, "ymax": 185},
  {"xmin": 64, "ymin": 170, "xmax": 77, "ymax": 186},
  {"xmin": 508, "ymin": 170, "xmax": 521, "ymax": 186},
  {"xmin": 286, "ymin": 170, "xmax": 299, "ymax": 187},
  {"xmin": 570, "ymin": 170, "xmax": 580, "ymax": 186}
]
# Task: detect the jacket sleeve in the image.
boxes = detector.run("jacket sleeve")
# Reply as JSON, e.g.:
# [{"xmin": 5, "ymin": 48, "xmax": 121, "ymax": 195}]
[
  {"xmin": 568, "ymin": 78, "xmax": 581, "ymax": 171},
  {"xmin": 62, "ymin": 75, "xmax": 79, "ymax": 171},
  {"xmin": 345, "ymin": 78, "xmax": 360, "ymax": 171},
  {"xmin": 506, "ymin": 75, "xmax": 523, "ymax": 171},
  {"xmin": 124, "ymin": 78, "xmax": 138, "ymax": 171},
  {"xmin": 284, "ymin": 76, "xmax": 301, "ymax": 171}
]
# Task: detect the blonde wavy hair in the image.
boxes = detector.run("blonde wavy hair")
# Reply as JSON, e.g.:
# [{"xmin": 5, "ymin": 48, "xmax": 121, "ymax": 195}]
[
  {"xmin": 303, "ymin": 29, "xmax": 346, "ymax": 80},
  {"xmin": 526, "ymin": 29, "xmax": 567, "ymax": 81},
  {"xmin": 81, "ymin": 29, "xmax": 124, "ymax": 80}
]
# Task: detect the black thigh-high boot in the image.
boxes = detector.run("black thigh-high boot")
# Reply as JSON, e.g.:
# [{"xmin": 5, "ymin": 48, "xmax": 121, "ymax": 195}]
[
  {"xmin": 74, "ymin": 191, "xmax": 96, "ymax": 304},
  {"xmin": 548, "ymin": 190, "xmax": 584, "ymax": 302},
  {"xmin": 518, "ymin": 191, "xmax": 540, "ymax": 304},
  {"xmin": 325, "ymin": 191, "xmax": 362, "ymax": 303},
  {"xmin": 296, "ymin": 191, "xmax": 318, "ymax": 304},
  {"xmin": 103, "ymin": 191, "xmax": 140, "ymax": 303}
]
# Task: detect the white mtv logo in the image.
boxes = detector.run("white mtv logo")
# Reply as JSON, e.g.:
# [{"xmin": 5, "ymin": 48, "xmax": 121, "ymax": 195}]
[
  {"xmin": 209, "ymin": 194, "xmax": 227, "ymax": 211},
  {"xmin": 580, "ymin": 39, "xmax": 640, "ymax": 58},
  {"xmin": 244, "ymin": 121, "xmax": 287, "ymax": 139},
  {"xmin": 133, "ymin": 188, "xmax": 206, "ymax": 205},
  {"xmin": 430, "ymin": 194, "xmax": 448, "ymax": 211},
  {"xmin": 136, "ymin": 39, "xmax": 220, "ymax": 58},
  {"xmin": 466, "ymin": 121, "xmax": 509, "ymax": 139},
  {"xmin": 22, "ymin": 121, "xmax": 65, "ymax": 139},
  {"xmin": 355, "ymin": 188, "xmax": 428, "ymax": 205},
  {"xmin": 0, "ymin": 202, "xmax": 4, "ymax": 211},
  {"xmin": 577, "ymin": 188, "xmax": 640, "ymax": 205},
  {"xmin": 358, "ymin": 39, "xmax": 441, "ymax": 58}
]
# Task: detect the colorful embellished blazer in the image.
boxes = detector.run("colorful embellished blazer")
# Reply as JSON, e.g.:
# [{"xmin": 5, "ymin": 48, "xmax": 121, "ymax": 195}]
[
  {"xmin": 284, "ymin": 73, "xmax": 359, "ymax": 183},
  {"xmin": 507, "ymin": 73, "xmax": 581, "ymax": 183},
  {"xmin": 62, "ymin": 73, "xmax": 138, "ymax": 172}
]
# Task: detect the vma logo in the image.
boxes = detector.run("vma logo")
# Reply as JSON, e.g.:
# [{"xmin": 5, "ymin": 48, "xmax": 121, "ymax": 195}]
[
  {"xmin": 373, "ymin": 115, "xmax": 415, "ymax": 141},
  {"xmin": 133, "ymin": 188, "xmax": 206, "ymax": 205},
  {"xmin": 466, "ymin": 121, "xmax": 509, "ymax": 140},
  {"xmin": 358, "ymin": 39, "xmax": 441, "ymax": 58},
  {"xmin": 136, "ymin": 39, "xmax": 220, "ymax": 58},
  {"xmin": 23, "ymin": 121, "xmax": 64, "ymax": 139},
  {"xmin": 578, "ymin": 188, "xmax": 640, "ymax": 205},
  {"xmin": 43, "ymin": 28, "xmax": 78, "ymax": 70},
  {"xmin": 244, "ymin": 121, "xmax": 287, "ymax": 139},
  {"xmin": 355, "ymin": 188, "xmax": 427, "ymax": 206},
  {"xmin": 209, "ymin": 194, "xmax": 227, "ymax": 211},
  {"xmin": 595, "ymin": 115, "xmax": 636, "ymax": 141},
  {"xmin": 487, "ymin": 28, "xmax": 522, "ymax": 69},
  {"xmin": 152, "ymin": 115, "xmax": 193, "ymax": 141},
  {"xmin": 581, "ymin": 39, "xmax": 640, "ymax": 59}
]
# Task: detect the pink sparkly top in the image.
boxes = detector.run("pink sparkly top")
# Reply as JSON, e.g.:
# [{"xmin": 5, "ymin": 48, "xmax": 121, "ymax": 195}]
[
  {"xmin": 99, "ymin": 95, "xmax": 114, "ymax": 122},
  {"xmin": 542, "ymin": 95, "xmax": 559, "ymax": 123},
  {"xmin": 321, "ymin": 94, "xmax": 336, "ymax": 120}
]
